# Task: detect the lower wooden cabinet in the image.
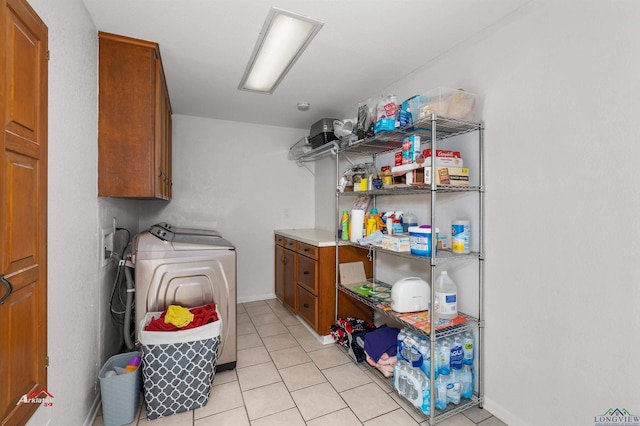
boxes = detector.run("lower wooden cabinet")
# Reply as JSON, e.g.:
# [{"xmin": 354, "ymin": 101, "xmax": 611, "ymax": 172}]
[{"xmin": 274, "ymin": 232, "xmax": 373, "ymax": 336}]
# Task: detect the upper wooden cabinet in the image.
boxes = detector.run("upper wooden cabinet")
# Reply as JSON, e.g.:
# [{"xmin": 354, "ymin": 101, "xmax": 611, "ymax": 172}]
[{"xmin": 98, "ymin": 32, "xmax": 172, "ymax": 199}]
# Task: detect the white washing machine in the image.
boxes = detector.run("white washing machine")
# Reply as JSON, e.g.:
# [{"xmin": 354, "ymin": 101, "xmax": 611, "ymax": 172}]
[{"xmin": 132, "ymin": 224, "xmax": 237, "ymax": 370}]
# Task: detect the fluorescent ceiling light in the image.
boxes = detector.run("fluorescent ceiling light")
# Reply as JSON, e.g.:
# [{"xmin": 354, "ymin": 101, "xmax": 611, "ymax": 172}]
[{"xmin": 239, "ymin": 7, "xmax": 323, "ymax": 94}]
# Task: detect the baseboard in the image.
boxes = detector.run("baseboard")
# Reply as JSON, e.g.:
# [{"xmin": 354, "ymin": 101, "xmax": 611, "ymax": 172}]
[
  {"xmin": 237, "ymin": 293, "xmax": 276, "ymax": 304},
  {"xmin": 294, "ymin": 315, "xmax": 333, "ymax": 345},
  {"xmin": 482, "ymin": 395, "xmax": 529, "ymax": 426},
  {"xmin": 237, "ymin": 295, "xmax": 333, "ymax": 344},
  {"xmin": 83, "ymin": 394, "xmax": 101, "ymax": 426}
]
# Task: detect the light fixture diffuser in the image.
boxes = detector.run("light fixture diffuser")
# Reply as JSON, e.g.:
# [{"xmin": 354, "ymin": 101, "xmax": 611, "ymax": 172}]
[{"xmin": 239, "ymin": 7, "xmax": 323, "ymax": 94}]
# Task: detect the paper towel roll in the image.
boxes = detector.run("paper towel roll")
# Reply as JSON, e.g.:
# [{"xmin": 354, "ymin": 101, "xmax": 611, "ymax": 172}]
[{"xmin": 350, "ymin": 209, "xmax": 365, "ymax": 242}]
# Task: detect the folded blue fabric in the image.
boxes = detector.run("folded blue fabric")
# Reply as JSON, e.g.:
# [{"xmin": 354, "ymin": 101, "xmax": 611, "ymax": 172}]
[{"xmin": 364, "ymin": 326, "xmax": 400, "ymax": 363}]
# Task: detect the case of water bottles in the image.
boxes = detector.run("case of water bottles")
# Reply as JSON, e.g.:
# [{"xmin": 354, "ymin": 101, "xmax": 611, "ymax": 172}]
[{"xmin": 394, "ymin": 328, "xmax": 475, "ymax": 414}]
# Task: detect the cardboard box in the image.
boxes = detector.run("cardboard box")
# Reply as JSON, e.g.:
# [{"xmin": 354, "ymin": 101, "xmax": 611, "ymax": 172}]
[
  {"xmin": 381, "ymin": 234, "xmax": 410, "ymax": 252},
  {"xmin": 407, "ymin": 166, "xmax": 469, "ymax": 186},
  {"xmin": 422, "ymin": 149, "xmax": 460, "ymax": 158}
]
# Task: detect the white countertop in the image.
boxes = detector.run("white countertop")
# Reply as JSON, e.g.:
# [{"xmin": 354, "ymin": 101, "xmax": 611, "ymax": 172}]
[{"xmin": 275, "ymin": 228, "xmax": 336, "ymax": 247}]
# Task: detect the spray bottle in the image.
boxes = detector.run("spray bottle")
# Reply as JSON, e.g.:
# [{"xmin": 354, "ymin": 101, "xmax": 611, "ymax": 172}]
[
  {"xmin": 340, "ymin": 210, "xmax": 349, "ymax": 241},
  {"xmin": 366, "ymin": 208, "xmax": 379, "ymax": 236}
]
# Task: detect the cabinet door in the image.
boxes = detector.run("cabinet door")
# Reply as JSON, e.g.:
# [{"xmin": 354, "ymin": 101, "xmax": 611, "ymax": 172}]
[
  {"xmin": 283, "ymin": 248, "xmax": 296, "ymax": 311},
  {"xmin": 155, "ymin": 59, "xmax": 171, "ymax": 199},
  {"xmin": 274, "ymin": 244, "xmax": 284, "ymax": 302},
  {"xmin": 98, "ymin": 32, "xmax": 171, "ymax": 199}
]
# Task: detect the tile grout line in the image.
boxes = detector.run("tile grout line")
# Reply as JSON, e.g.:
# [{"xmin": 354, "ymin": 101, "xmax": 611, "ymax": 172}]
[{"xmin": 247, "ymin": 302, "xmax": 396, "ymax": 424}]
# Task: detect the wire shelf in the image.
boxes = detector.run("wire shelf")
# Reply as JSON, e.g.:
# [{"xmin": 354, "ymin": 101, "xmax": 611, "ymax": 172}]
[
  {"xmin": 338, "ymin": 185, "xmax": 482, "ymax": 196},
  {"xmin": 338, "ymin": 115, "xmax": 482, "ymax": 157},
  {"xmin": 337, "ymin": 240, "xmax": 481, "ymax": 266},
  {"xmin": 338, "ymin": 281, "xmax": 480, "ymax": 340},
  {"xmin": 335, "ymin": 333, "xmax": 482, "ymax": 424}
]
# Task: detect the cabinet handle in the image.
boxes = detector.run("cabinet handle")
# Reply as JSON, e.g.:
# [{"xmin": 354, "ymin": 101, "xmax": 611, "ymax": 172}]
[
  {"xmin": 303, "ymin": 271, "xmax": 310, "ymax": 275},
  {"xmin": 303, "ymin": 248, "xmax": 309, "ymax": 252},
  {"xmin": 282, "ymin": 256, "xmax": 287, "ymax": 264},
  {"xmin": 303, "ymin": 303, "xmax": 310, "ymax": 308},
  {"xmin": 0, "ymin": 275, "xmax": 13, "ymax": 305}
]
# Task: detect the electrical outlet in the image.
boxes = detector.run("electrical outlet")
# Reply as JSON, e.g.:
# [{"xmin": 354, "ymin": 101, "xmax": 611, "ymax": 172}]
[{"xmin": 101, "ymin": 227, "xmax": 114, "ymax": 267}]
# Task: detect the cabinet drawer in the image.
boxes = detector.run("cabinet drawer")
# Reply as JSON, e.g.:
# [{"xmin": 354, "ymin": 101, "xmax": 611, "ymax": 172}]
[
  {"xmin": 297, "ymin": 255, "xmax": 318, "ymax": 295},
  {"xmin": 274, "ymin": 234, "xmax": 285, "ymax": 246},
  {"xmin": 283, "ymin": 238, "xmax": 296, "ymax": 250},
  {"xmin": 297, "ymin": 286, "xmax": 318, "ymax": 330},
  {"xmin": 296, "ymin": 241, "xmax": 318, "ymax": 259}
]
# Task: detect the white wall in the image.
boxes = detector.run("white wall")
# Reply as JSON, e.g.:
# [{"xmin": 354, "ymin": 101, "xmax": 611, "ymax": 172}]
[
  {"xmin": 26, "ymin": 1, "xmax": 140, "ymax": 425},
  {"xmin": 314, "ymin": 156, "xmax": 338, "ymax": 231},
  {"xmin": 138, "ymin": 115, "xmax": 315, "ymax": 303},
  {"xmin": 325, "ymin": 1, "xmax": 640, "ymax": 425}
]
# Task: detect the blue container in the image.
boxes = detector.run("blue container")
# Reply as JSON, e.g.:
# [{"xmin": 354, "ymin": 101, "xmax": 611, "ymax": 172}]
[
  {"xmin": 409, "ymin": 226, "xmax": 431, "ymax": 257},
  {"xmin": 99, "ymin": 351, "xmax": 142, "ymax": 426}
]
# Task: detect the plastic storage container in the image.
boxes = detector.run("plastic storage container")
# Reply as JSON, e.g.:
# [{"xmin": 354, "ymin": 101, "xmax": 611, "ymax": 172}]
[
  {"xmin": 409, "ymin": 226, "xmax": 432, "ymax": 257},
  {"xmin": 451, "ymin": 220, "xmax": 470, "ymax": 254},
  {"xmin": 402, "ymin": 212, "xmax": 418, "ymax": 233},
  {"xmin": 98, "ymin": 351, "xmax": 142, "ymax": 426},
  {"xmin": 409, "ymin": 87, "xmax": 483, "ymax": 123},
  {"xmin": 309, "ymin": 118, "xmax": 339, "ymax": 148}
]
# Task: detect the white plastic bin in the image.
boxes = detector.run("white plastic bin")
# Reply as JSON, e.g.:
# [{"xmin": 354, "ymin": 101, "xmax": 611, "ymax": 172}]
[
  {"xmin": 138, "ymin": 310, "xmax": 222, "ymax": 420},
  {"xmin": 98, "ymin": 351, "xmax": 142, "ymax": 426}
]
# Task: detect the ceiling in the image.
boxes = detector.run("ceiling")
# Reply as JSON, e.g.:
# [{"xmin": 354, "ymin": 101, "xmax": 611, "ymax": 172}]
[{"xmin": 82, "ymin": 0, "xmax": 528, "ymax": 131}]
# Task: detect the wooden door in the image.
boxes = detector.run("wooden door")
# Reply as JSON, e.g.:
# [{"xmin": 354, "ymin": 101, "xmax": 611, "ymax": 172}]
[{"xmin": 0, "ymin": 0, "xmax": 48, "ymax": 424}]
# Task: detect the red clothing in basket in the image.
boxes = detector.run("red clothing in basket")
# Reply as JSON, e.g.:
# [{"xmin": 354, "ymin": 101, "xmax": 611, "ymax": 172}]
[{"xmin": 144, "ymin": 304, "xmax": 219, "ymax": 331}]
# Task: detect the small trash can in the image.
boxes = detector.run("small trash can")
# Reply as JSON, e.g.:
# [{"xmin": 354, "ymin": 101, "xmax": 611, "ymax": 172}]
[
  {"xmin": 98, "ymin": 351, "xmax": 142, "ymax": 426},
  {"xmin": 138, "ymin": 308, "xmax": 222, "ymax": 420}
]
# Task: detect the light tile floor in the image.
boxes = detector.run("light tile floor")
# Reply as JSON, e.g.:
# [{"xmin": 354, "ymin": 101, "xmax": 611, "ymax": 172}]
[{"xmin": 93, "ymin": 299, "xmax": 507, "ymax": 425}]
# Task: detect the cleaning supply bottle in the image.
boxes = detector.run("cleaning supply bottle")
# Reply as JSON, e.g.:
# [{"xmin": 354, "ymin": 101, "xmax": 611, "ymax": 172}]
[
  {"xmin": 436, "ymin": 271, "xmax": 458, "ymax": 320},
  {"xmin": 124, "ymin": 355, "xmax": 141, "ymax": 372},
  {"xmin": 402, "ymin": 212, "xmax": 418, "ymax": 233},
  {"xmin": 370, "ymin": 207, "xmax": 386, "ymax": 232},
  {"xmin": 451, "ymin": 219, "xmax": 470, "ymax": 254},
  {"xmin": 366, "ymin": 208, "xmax": 379, "ymax": 236},
  {"xmin": 340, "ymin": 210, "xmax": 349, "ymax": 241}
]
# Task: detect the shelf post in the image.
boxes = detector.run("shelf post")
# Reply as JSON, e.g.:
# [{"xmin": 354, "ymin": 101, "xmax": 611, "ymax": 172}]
[{"xmin": 478, "ymin": 121, "xmax": 485, "ymax": 408}]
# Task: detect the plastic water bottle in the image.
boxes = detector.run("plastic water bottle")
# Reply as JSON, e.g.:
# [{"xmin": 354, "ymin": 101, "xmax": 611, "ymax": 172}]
[
  {"xmin": 409, "ymin": 368, "xmax": 426, "ymax": 407},
  {"xmin": 435, "ymin": 373, "xmax": 448, "ymax": 410},
  {"xmin": 418, "ymin": 338, "xmax": 437, "ymax": 378},
  {"xmin": 438, "ymin": 337, "xmax": 451, "ymax": 376},
  {"xmin": 436, "ymin": 271, "xmax": 458, "ymax": 320},
  {"xmin": 450, "ymin": 335, "xmax": 464, "ymax": 371},
  {"xmin": 397, "ymin": 329, "xmax": 406, "ymax": 361},
  {"xmin": 462, "ymin": 332, "xmax": 474, "ymax": 365},
  {"xmin": 461, "ymin": 364, "xmax": 473, "ymax": 399},
  {"xmin": 420, "ymin": 374, "xmax": 431, "ymax": 415},
  {"xmin": 447, "ymin": 368, "xmax": 462, "ymax": 405},
  {"xmin": 394, "ymin": 361, "xmax": 409, "ymax": 396}
]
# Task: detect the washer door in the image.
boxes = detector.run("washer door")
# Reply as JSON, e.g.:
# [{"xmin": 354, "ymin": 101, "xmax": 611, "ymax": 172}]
[{"xmin": 135, "ymin": 250, "xmax": 236, "ymax": 366}]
